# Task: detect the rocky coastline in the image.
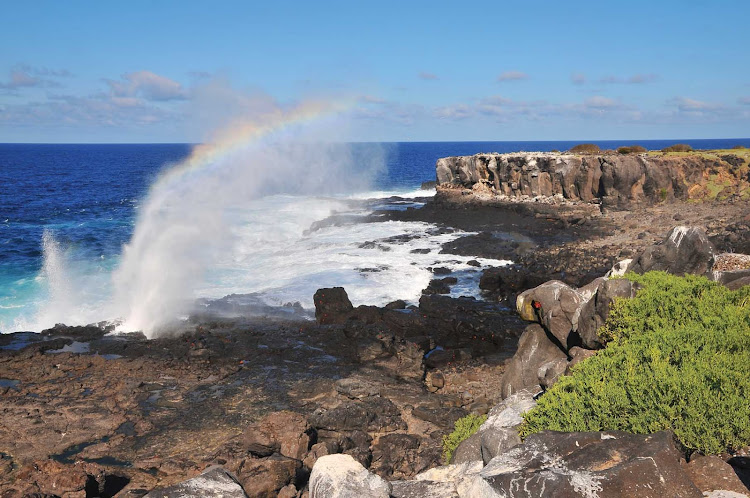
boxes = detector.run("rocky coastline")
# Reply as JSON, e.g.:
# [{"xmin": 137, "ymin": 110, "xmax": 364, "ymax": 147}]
[{"xmin": 1, "ymin": 150, "xmax": 750, "ymax": 497}]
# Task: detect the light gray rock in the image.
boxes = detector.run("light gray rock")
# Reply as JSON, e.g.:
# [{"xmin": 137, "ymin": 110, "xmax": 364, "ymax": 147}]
[
  {"xmin": 414, "ymin": 461, "xmax": 483, "ymax": 483},
  {"xmin": 144, "ymin": 466, "xmax": 248, "ymax": 498},
  {"xmin": 450, "ymin": 431, "xmax": 482, "ymax": 464},
  {"xmin": 390, "ymin": 480, "xmax": 459, "ymax": 498},
  {"xmin": 477, "ymin": 390, "xmax": 535, "ymax": 464},
  {"xmin": 309, "ymin": 454, "xmax": 391, "ymax": 498}
]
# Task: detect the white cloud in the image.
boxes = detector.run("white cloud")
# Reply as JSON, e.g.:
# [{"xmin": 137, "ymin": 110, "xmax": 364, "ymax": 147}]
[
  {"xmin": 497, "ymin": 71, "xmax": 529, "ymax": 82},
  {"xmin": 668, "ymin": 97, "xmax": 720, "ymax": 112},
  {"xmin": 105, "ymin": 71, "xmax": 187, "ymax": 101},
  {"xmin": 418, "ymin": 72, "xmax": 438, "ymax": 80},
  {"xmin": 599, "ymin": 73, "xmax": 658, "ymax": 84},
  {"xmin": 571, "ymin": 73, "xmax": 586, "ymax": 85},
  {"xmin": 584, "ymin": 96, "xmax": 619, "ymax": 109}
]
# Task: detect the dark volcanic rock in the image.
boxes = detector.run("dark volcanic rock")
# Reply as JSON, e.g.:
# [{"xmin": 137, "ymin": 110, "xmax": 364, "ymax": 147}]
[
  {"xmin": 499, "ymin": 324, "xmax": 567, "ymax": 398},
  {"xmin": 627, "ymin": 226, "xmax": 715, "ymax": 276},
  {"xmin": 467, "ymin": 430, "xmax": 703, "ymax": 497},
  {"xmin": 370, "ymin": 434, "xmax": 436, "ymax": 479},
  {"xmin": 309, "ymin": 397, "xmax": 406, "ymax": 433},
  {"xmin": 685, "ymin": 454, "xmax": 749, "ymax": 495},
  {"xmin": 479, "ymin": 264, "xmax": 537, "ymax": 300},
  {"xmin": 243, "ymin": 411, "xmax": 312, "ymax": 460},
  {"xmin": 516, "ymin": 280, "xmax": 586, "ymax": 350},
  {"xmin": 313, "ymin": 287, "xmax": 354, "ymax": 324}
]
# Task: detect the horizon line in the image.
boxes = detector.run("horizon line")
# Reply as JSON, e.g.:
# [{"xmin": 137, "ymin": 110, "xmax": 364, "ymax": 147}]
[{"xmin": 1, "ymin": 137, "xmax": 750, "ymax": 146}]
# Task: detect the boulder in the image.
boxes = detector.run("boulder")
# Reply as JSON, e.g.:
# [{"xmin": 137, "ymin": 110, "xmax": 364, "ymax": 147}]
[
  {"xmin": 477, "ymin": 390, "xmax": 536, "ymax": 464},
  {"xmin": 685, "ymin": 455, "xmax": 749, "ymax": 496},
  {"xmin": 450, "ymin": 432, "xmax": 482, "ymax": 464},
  {"xmin": 628, "ymin": 226, "xmax": 716, "ymax": 277},
  {"xmin": 499, "ymin": 325, "xmax": 567, "ymax": 398},
  {"xmin": 371, "ymin": 433, "xmax": 433, "ymax": 479},
  {"xmin": 414, "ymin": 460, "xmax": 483, "ymax": 484},
  {"xmin": 390, "ymin": 480, "xmax": 459, "ymax": 498},
  {"xmin": 313, "ymin": 287, "xmax": 354, "ymax": 324},
  {"xmin": 727, "ymin": 276, "xmax": 750, "ymax": 290},
  {"xmin": 465, "ymin": 430, "xmax": 703, "ymax": 498},
  {"xmin": 309, "ymin": 454, "xmax": 391, "ymax": 498},
  {"xmin": 243, "ymin": 411, "xmax": 312, "ymax": 460},
  {"xmin": 144, "ymin": 466, "xmax": 247, "ymax": 498},
  {"xmin": 516, "ymin": 281, "xmax": 585, "ymax": 349},
  {"xmin": 234, "ymin": 455, "xmax": 300, "ymax": 498}
]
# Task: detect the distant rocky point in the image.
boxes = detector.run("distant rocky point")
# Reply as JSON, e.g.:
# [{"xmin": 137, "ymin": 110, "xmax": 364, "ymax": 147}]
[{"xmin": 436, "ymin": 149, "xmax": 750, "ymax": 207}]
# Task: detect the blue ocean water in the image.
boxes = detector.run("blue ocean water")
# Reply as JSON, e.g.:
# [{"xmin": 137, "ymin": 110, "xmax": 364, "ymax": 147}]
[{"xmin": 1, "ymin": 138, "xmax": 749, "ymax": 332}]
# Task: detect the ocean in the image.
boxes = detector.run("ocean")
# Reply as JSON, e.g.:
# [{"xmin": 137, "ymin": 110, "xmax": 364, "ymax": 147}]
[{"xmin": 2, "ymin": 138, "xmax": 749, "ymax": 334}]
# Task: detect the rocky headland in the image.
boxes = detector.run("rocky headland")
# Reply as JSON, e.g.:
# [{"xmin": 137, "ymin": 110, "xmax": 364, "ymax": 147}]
[{"xmin": 1, "ymin": 149, "xmax": 749, "ymax": 497}]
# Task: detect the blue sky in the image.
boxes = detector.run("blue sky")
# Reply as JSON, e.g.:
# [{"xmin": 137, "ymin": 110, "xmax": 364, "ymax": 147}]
[{"xmin": 1, "ymin": 0, "xmax": 749, "ymax": 142}]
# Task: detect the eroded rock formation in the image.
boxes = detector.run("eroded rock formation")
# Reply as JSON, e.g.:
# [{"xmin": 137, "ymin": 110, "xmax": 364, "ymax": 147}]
[{"xmin": 436, "ymin": 152, "xmax": 750, "ymax": 207}]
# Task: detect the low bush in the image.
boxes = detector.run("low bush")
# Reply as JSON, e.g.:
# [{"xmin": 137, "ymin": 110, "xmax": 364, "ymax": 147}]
[
  {"xmin": 520, "ymin": 272, "xmax": 750, "ymax": 455},
  {"xmin": 569, "ymin": 143, "xmax": 601, "ymax": 154},
  {"xmin": 442, "ymin": 413, "xmax": 487, "ymax": 463},
  {"xmin": 617, "ymin": 145, "xmax": 647, "ymax": 154},
  {"xmin": 662, "ymin": 143, "xmax": 693, "ymax": 153},
  {"xmin": 732, "ymin": 145, "xmax": 746, "ymax": 149}
]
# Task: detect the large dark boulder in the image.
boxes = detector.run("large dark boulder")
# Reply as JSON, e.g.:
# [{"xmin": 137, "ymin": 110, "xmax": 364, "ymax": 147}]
[
  {"xmin": 627, "ymin": 226, "xmax": 715, "ymax": 276},
  {"xmin": 461, "ymin": 430, "xmax": 703, "ymax": 497},
  {"xmin": 313, "ymin": 287, "xmax": 354, "ymax": 324},
  {"xmin": 516, "ymin": 281, "xmax": 586, "ymax": 350},
  {"xmin": 499, "ymin": 324, "xmax": 567, "ymax": 398}
]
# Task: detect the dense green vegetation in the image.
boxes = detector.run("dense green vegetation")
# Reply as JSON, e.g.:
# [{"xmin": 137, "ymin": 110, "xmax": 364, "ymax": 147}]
[
  {"xmin": 520, "ymin": 272, "xmax": 750, "ymax": 455},
  {"xmin": 442, "ymin": 413, "xmax": 487, "ymax": 464}
]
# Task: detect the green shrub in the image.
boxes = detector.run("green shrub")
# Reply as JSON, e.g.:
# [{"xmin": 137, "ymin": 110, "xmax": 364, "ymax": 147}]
[
  {"xmin": 520, "ymin": 272, "xmax": 750, "ymax": 455},
  {"xmin": 662, "ymin": 143, "xmax": 693, "ymax": 153},
  {"xmin": 570, "ymin": 143, "xmax": 601, "ymax": 154},
  {"xmin": 617, "ymin": 145, "xmax": 647, "ymax": 154},
  {"xmin": 732, "ymin": 145, "xmax": 746, "ymax": 149},
  {"xmin": 442, "ymin": 413, "xmax": 487, "ymax": 463}
]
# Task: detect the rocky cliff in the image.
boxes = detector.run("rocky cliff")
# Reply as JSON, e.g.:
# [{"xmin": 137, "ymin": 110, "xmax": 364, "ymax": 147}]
[{"xmin": 436, "ymin": 151, "xmax": 750, "ymax": 207}]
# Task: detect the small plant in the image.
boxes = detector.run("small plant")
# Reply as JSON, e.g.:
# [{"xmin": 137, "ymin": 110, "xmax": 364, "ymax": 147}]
[
  {"xmin": 617, "ymin": 145, "xmax": 647, "ymax": 154},
  {"xmin": 661, "ymin": 143, "xmax": 693, "ymax": 153},
  {"xmin": 520, "ymin": 272, "xmax": 750, "ymax": 455},
  {"xmin": 442, "ymin": 413, "xmax": 487, "ymax": 464},
  {"xmin": 570, "ymin": 143, "xmax": 601, "ymax": 154},
  {"xmin": 658, "ymin": 187, "xmax": 668, "ymax": 201}
]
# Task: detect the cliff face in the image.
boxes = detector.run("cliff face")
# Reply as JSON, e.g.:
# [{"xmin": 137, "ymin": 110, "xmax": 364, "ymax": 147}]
[{"xmin": 436, "ymin": 152, "xmax": 750, "ymax": 207}]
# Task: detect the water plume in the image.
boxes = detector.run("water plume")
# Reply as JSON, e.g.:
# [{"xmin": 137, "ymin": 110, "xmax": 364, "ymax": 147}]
[{"xmin": 112, "ymin": 100, "xmax": 384, "ymax": 336}]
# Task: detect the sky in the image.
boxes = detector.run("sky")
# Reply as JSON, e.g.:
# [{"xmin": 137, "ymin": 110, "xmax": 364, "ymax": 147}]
[{"xmin": 1, "ymin": 0, "xmax": 749, "ymax": 143}]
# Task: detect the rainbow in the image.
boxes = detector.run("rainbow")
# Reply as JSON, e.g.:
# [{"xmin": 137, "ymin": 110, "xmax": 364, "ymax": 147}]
[{"xmin": 152, "ymin": 99, "xmax": 348, "ymax": 191}]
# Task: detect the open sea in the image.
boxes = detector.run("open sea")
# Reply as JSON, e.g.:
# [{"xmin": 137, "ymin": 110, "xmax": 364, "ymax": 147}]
[{"xmin": 1, "ymin": 138, "xmax": 749, "ymax": 334}]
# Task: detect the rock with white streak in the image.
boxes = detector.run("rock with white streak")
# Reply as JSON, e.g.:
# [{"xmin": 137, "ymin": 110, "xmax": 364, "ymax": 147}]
[{"xmin": 464, "ymin": 430, "xmax": 703, "ymax": 498}]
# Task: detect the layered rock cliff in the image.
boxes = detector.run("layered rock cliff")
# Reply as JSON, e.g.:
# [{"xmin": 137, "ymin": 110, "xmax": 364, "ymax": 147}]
[{"xmin": 436, "ymin": 151, "xmax": 750, "ymax": 207}]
